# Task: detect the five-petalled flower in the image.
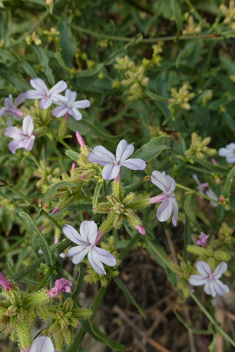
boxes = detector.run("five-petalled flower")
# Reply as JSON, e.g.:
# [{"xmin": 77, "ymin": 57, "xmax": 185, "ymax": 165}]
[
  {"xmin": 148, "ymin": 171, "xmax": 178, "ymax": 226},
  {"xmin": 25, "ymin": 78, "xmax": 68, "ymax": 109},
  {"xmin": 197, "ymin": 232, "xmax": 209, "ymax": 248},
  {"xmin": 52, "ymin": 89, "xmax": 90, "ymax": 120},
  {"xmin": 63, "ymin": 221, "xmax": 116, "ymax": 275},
  {"xmin": 0, "ymin": 93, "xmax": 26, "ymax": 126},
  {"xmin": 218, "ymin": 143, "xmax": 235, "ymax": 163},
  {"xmin": 46, "ymin": 278, "xmax": 72, "ymax": 298},
  {"xmin": 4, "ymin": 115, "xmax": 35, "ymax": 154},
  {"xmin": 87, "ymin": 139, "xmax": 146, "ymax": 180},
  {"xmin": 189, "ymin": 261, "xmax": 229, "ymax": 297}
]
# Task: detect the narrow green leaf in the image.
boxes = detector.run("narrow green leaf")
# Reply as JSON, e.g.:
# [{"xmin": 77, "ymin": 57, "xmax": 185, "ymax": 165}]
[
  {"xmin": 21, "ymin": 61, "xmax": 37, "ymax": 78},
  {"xmin": 0, "ymin": 48, "xmax": 16, "ymax": 62},
  {"xmin": 143, "ymin": 87, "xmax": 169, "ymax": 102},
  {"xmin": 57, "ymin": 17, "xmax": 76, "ymax": 67},
  {"xmin": 113, "ymin": 277, "xmax": 146, "ymax": 318},
  {"xmin": 80, "ymin": 320, "xmax": 125, "ymax": 351},
  {"xmin": 65, "ymin": 150, "xmax": 80, "ymax": 162},
  {"xmin": 170, "ymin": 0, "xmax": 183, "ymax": 38},
  {"xmin": 71, "ymin": 264, "xmax": 84, "ymax": 301},
  {"xmin": 144, "ymin": 227, "xmax": 155, "ymax": 241},
  {"xmin": 224, "ymin": 166, "xmax": 235, "ymax": 200},
  {"xmin": 68, "ymin": 118, "xmax": 118, "ymax": 139},
  {"xmin": 68, "ymin": 204, "xmax": 93, "ymax": 212},
  {"xmin": 33, "ymin": 45, "xmax": 55, "ymax": 85},
  {"xmin": 0, "ymin": 64, "xmax": 31, "ymax": 91},
  {"xmin": 22, "ymin": 0, "xmax": 47, "ymax": 5},
  {"xmin": 42, "ymin": 181, "xmax": 77, "ymax": 206},
  {"xmin": 74, "ymin": 63, "xmax": 104, "ymax": 78},
  {"xmin": 183, "ymin": 215, "xmax": 190, "ymax": 262},
  {"xmin": 196, "ymin": 159, "xmax": 228, "ymax": 176},
  {"xmin": 93, "ymin": 182, "xmax": 103, "ymax": 208},
  {"xmin": 19, "ymin": 212, "xmax": 54, "ymax": 268},
  {"xmin": 174, "ymin": 310, "xmax": 213, "ymax": 335},
  {"xmin": 184, "ymin": 193, "xmax": 192, "ymax": 218}
]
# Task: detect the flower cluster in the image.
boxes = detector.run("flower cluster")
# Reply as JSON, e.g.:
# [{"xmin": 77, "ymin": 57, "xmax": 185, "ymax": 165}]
[
  {"xmin": 168, "ymin": 83, "xmax": 195, "ymax": 112},
  {"xmin": 220, "ymin": 0, "xmax": 235, "ymax": 30},
  {"xmin": 182, "ymin": 12, "xmax": 202, "ymax": 35},
  {"xmin": 184, "ymin": 132, "xmax": 217, "ymax": 163}
]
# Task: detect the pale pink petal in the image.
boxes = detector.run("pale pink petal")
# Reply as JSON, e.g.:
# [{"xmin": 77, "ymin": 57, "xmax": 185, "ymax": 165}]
[
  {"xmin": 102, "ymin": 164, "xmax": 121, "ymax": 180},
  {"xmin": 30, "ymin": 336, "xmax": 54, "ymax": 352},
  {"xmin": 165, "ymin": 174, "xmax": 176, "ymax": 193},
  {"xmin": 88, "ymin": 248, "xmax": 106, "ymax": 275},
  {"xmin": 23, "ymin": 115, "xmax": 34, "ymax": 136},
  {"xmin": 24, "ymin": 136, "xmax": 35, "ymax": 151},
  {"xmin": 80, "ymin": 221, "xmax": 97, "ymax": 245},
  {"xmin": 151, "ymin": 171, "xmax": 171, "ymax": 193},
  {"xmin": 116, "ymin": 140, "xmax": 134, "ymax": 163},
  {"xmin": 157, "ymin": 198, "xmax": 173, "ymax": 222},
  {"xmin": 196, "ymin": 261, "xmax": 212, "ymax": 277},
  {"xmin": 189, "ymin": 275, "xmax": 208, "ymax": 286},
  {"xmin": 93, "ymin": 247, "xmax": 116, "ymax": 266},
  {"xmin": 63, "ymin": 224, "xmax": 87, "ymax": 245},
  {"xmin": 14, "ymin": 93, "xmax": 26, "ymax": 107},
  {"xmin": 213, "ymin": 262, "xmax": 228, "ymax": 279},
  {"xmin": 9, "ymin": 140, "xmax": 22, "ymax": 154},
  {"xmin": 4, "ymin": 127, "xmax": 24, "ymax": 140},
  {"xmin": 122, "ymin": 158, "xmax": 146, "ymax": 170}
]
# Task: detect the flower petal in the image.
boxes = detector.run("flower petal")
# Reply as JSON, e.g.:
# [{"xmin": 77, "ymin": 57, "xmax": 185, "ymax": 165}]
[
  {"xmin": 213, "ymin": 279, "xmax": 230, "ymax": 296},
  {"xmin": 30, "ymin": 78, "xmax": 48, "ymax": 94},
  {"xmin": 204, "ymin": 281, "xmax": 212, "ymax": 296},
  {"xmin": 80, "ymin": 221, "xmax": 98, "ymax": 245},
  {"xmin": 226, "ymin": 155, "xmax": 235, "ymax": 163},
  {"xmin": 69, "ymin": 108, "xmax": 82, "ymax": 121},
  {"xmin": 14, "ymin": 93, "xmax": 26, "ymax": 107},
  {"xmin": 122, "ymin": 158, "xmax": 146, "ymax": 171},
  {"xmin": 151, "ymin": 170, "xmax": 171, "ymax": 193},
  {"xmin": 170, "ymin": 195, "xmax": 178, "ymax": 226},
  {"xmin": 8, "ymin": 140, "xmax": 21, "ymax": 154},
  {"xmin": 189, "ymin": 275, "xmax": 208, "ymax": 286},
  {"xmin": 68, "ymin": 246, "xmax": 89, "ymax": 264},
  {"xmin": 88, "ymin": 248, "xmax": 106, "ymax": 275},
  {"xmin": 24, "ymin": 136, "xmax": 35, "ymax": 151},
  {"xmin": 156, "ymin": 198, "xmax": 173, "ymax": 222},
  {"xmin": 116, "ymin": 140, "xmax": 134, "ymax": 164},
  {"xmin": 65, "ymin": 89, "xmax": 76, "ymax": 104},
  {"xmin": 72, "ymin": 99, "xmax": 91, "ymax": 109},
  {"xmin": 196, "ymin": 261, "xmax": 212, "ymax": 277},
  {"xmin": 23, "ymin": 115, "xmax": 34, "ymax": 136},
  {"xmin": 48, "ymin": 80, "xmax": 67, "ymax": 95},
  {"xmin": 52, "ymin": 106, "xmax": 69, "ymax": 118},
  {"xmin": 102, "ymin": 164, "xmax": 121, "ymax": 180},
  {"xmin": 213, "ymin": 262, "xmax": 227, "ymax": 279},
  {"xmin": 88, "ymin": 146, "xmax": 116, "ymax": 165},
  {"xmin": 40, "ymin": 98, "xmax": 52, "ymax": 109},
  {"xmin": 63, "ymin": 224, "xmax": 87, "ymax": 246},
  {"xmin": 25, "ymin": 90, "xmax": 45, "ymax": 100},
  {"xmin": 4, "ymin": 127, "xmax": 24, "ymax": 140},
  {"xmin": 30, "ymin": 336, "xmax": 54, "ymax": 352},
  {"xmin": 93, "ymin": 247, "xmax": 116, "ymax": 266},
  {"xmin": 218, "ymin": 148, "xmax": 230, "ymax": 157}
]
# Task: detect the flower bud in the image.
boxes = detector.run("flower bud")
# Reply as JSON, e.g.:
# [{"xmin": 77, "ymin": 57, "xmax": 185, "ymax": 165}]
[
  {"xmin": 186, "ymin": 245, "xmax": 208, "ymax": 256},
  {"xmin": 213, "ymin": 251, "xmax": 231, "ymax": 262},
  {"xmin": 0, "ymin": 272, "xmax": 13, "ymax": 291}
]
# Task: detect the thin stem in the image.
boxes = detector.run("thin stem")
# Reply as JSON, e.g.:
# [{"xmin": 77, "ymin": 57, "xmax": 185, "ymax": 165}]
[
  {"xmin": 190, "ymin": 292, "xmax": 235, "ymax": 347},
  {"xmin": 185, "ymin": 0, "xmax": 204, "ymax": 22},
  {"xmin": 119, "ymin": 232, "xmax": 141, "ymax": 261},
  {"xmin": 32, "ymin": 270, "xmax": 53, "ymax": 292},
  {"xmin": 176, "ymin": 183, "xmax": 220, "ymax": 204},
  {"xmin": 51, "ymin": 131, "xmax": 73, "ymax": 150}
]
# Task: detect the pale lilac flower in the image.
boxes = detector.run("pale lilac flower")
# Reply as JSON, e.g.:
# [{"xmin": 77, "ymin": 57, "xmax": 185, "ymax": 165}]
[
  {"xmin": 149, "ymin": 171, "xmax": 178, "ymax": 226},
  {"xmin": 29, "ymin": 336, "xmax": 54, "ymax": 352},
  {"xmin": 197, "ymin": 232, "xmax": 209, "ymax": 248},
  {"xmin": 218, "ymin": 143, "xmax": 235, "ymax": 163},
  {"xmin": 25, "ymin": 78, "xmax": 67, "ymax": 109},
  {"xmin": 46, "ymin": 278, "xmax": 72, "ymax": 298},
  {"xmin": 52, "ymin": 89, "xmax": 90, "ymax": 120},
  {"xmin": 4, "ymin": 115, "xmax": 35, "ymax": 154},
  {"xmin": 206, "ymin": 188, "xmax": 218, "ymax": 207},
  {"xmin": 0, "ymin": 93, "xmax": 26, "ymax": 126},
  {"xmin": 189, "ymin": 261, "xmax": 229, "ymax": 298},
  {"xmin": 192, "ymin": 174, "xmax": 208, "ymax": 194},
  {"xmin": 0, "ymin": 272, "xmax": 13, "ymax": 291},
  {"xmin": 87, "ymin": 139, "xmax": 146, "ymax": 180},
  {"xmin": 63, "ymin": 221, "xmax": 116, "ymax": 275}
]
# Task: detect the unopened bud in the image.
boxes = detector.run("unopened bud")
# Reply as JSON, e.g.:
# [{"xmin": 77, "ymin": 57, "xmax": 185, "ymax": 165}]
[{"xmin": 214, "ymin": 251, "xmax": 231, "ymax": 261}]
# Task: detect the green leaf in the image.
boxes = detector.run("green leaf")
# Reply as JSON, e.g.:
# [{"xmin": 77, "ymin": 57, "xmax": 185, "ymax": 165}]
[
  {"xmin": 93, "ymin": 182, "xmax": 103, "ymax": 208},
  {"xmin": 0, "ymin": 64, "xmax": 31, "ymax": 91},
  {"xmin": 183, "ymin": 215, "xmax": 190, "ymax": 262},
  {"xmin": 42, "ymin": 181, "xmax": 77, "ymax": 206},
  {"xmin": 170, "ymin": 0, "xmax": 183, "ymax": 38},
  {"xmin": 224, "ymin": 166, "xmax": 235, "ymax": 200},
  {"xmin": 71, "ymin": 264, "xmax": 84, "ymax": 301},
  {"xmin": 80, "ymin": 320, "xmax": 125, "ymax": 351},
  {"xmin": 184, "ymin": 193, "xmax": 192, "ymax": 218},
  {"xmin": 73, "ymin": 63, "xmax": 104, "ymax": 78},
  {"xmin": 113, "ymin": 277, "xmax": 146, "ymax": 318},
  {"xmin": 19, "ymin": 212, "xmax": 54, "ymax": 268},
  {"xmin": 144, "ymin": 227, "xmax": 155, "ymax": 240},
  {"xmin": 0, "ymin": 48, "xmax": 16, "ymax": 62},
  {"xmin": 196, "ymin": 159, "xmax": 228, "ymax": 176},
  {"xmin": 68, "ymin": 204, "xmax": 93, "ymax": 212},
  {"xmin": 21, "ymin": 61, "xmax": 37, "ymax": 78},
  {"xmin": 65, "ymin": 150, "xmax": 80, "ymax": 162},
  {"xmin": 174, "ymin": 310, "xmax": 213, "ymax": 335},
  {"xmin": 22, "ymin": 0, "xmax": 47, "ymax": 5},
  {"xmin": 33, "ymin": 45, "xmax": 55, "ymax": 85},
  {"xmin": 57, "ymin": 17, "xmax": 76, "ymax": 67},
  {"xmin": 143, "ymin": 87, "xmax": 169, "ymax": 102},
  {"xmin": 68, "ymin": 118, "xmax": 118, "ymax": 139}
]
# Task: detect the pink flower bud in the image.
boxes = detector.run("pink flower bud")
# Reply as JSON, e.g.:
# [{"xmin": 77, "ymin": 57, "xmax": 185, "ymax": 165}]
[
  {"xmin": 72, "ymin": 162, "xmax": 76, "ymax": 171},
  {"xmin": 46, "ymin": 278, "xmax": 72, "ymax": 298},
  {"xmin": 81, "ymin": 174, "xmax": 87, "ymax": 179},
  {"xmin": 136, "ymin": 224, "xmax": 146, "ymax": 236},
  {"xmin": 76, "ymin": 131, "xmax": 85, "ymax": 147},
  {"xmin": 54, "ymin": 238, "xmax": 59, "ymax": 244},
  {"xmin": 21, "ymin": 347, "xmax": 30, "ymax": 352},
  {"xmin": 39, "ymin": 226, "xmax": 46, "ymax": 231},
  {"xmin": 52, "ymin": 206, "xmax": 60, "ymax": 214},
  {"xmin": 0, "ymin": 272, "xmax": 13, "ymax": 291},
  {"xmin": 211, "ymin": 158, "xmax": 217, "ymax": 165}
]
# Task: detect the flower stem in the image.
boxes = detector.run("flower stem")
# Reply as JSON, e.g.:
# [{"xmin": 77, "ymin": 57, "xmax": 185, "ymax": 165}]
[
  {"xmin": 176, "ymin": 183, "xmax": 220, "ymax": 204},
  {"xmin": 190, "ymin": 292, "xmax": 235, "ymax": 347}
]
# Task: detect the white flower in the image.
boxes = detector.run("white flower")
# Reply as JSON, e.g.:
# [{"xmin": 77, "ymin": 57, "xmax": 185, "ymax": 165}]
[
  {"xmin": 4, "ymin": 115, "xmax": 35, "ymax": 154},
  {"xmin": 218, "ymin": 143, "xmax": 235, "ymax": 163},
  {"xmin": 189, "ymin": 261, "xmax": 229, "ymax": 298},
  {"xmin": 25, "ymin": 78, "xmax": 68, "ymax": 109},
  {"xmin": 206, "ymin": 188, "xmax": 218, "ymax": 207},
  {"xmin": 30, "ymin": 336, "xmax": 54, "ymax": 352},
  {"xmin": 52, "ymin": 89, "xmax": 90, "ymax": 120},
  {"xmin": 192, "ymin": 174, "xmax": 208, "ymax": 195},
  {"xmin": 149, "ymin": 171, "xmax": 178, "ymax": 226},
  {"xmin": 193, "ymin": 174, "xmax": 218, "ymax": 207},
  {"xmin": 63, "ymin": 221, "xmax": 116, "ymax": 275},
  {"xmin": 0, "ymin": 93, "xmax": 26, "ymax": 126},
  {"xmin": 87, "ymin": 139, "xmax": 146, "ymax": 180}
]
